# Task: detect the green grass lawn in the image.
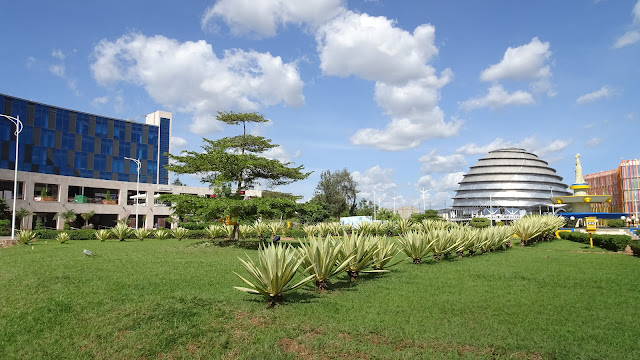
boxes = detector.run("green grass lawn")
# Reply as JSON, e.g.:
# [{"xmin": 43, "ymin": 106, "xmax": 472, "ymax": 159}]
[{"xmin": 1, "ymin": 238, "xmax": 638, "ymax": 359}]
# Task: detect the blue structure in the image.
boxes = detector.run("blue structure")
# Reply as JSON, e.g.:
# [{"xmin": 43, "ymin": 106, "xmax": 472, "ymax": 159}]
[{"xmin": 0, "ymin": 93, "xmax": 170, "ymax": 184}]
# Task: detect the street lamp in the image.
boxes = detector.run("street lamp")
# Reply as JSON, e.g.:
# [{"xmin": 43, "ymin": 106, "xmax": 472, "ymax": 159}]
[
  {"xmin": 550, "ymin": 187, "xmax": 554, "ymax": 214},
  {"xmin": 391, "ymin": 196, "xmax": 399, "ymax": 214},
  {"xmin": 0, "ymin": 114, "xmax": 23, "ymax": 240},
  {"xmin": 125, "ymin": 157, "xmax": 141, "ymax": 228},
  {"xmin": 418, "ymin": 188, "xmax": 430, "ymax": 212}
]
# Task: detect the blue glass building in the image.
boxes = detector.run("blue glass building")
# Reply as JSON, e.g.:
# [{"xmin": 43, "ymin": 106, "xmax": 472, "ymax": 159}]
[{"xmin": 0, "ymin": 93, "xmax": 170, "ymax": 184}]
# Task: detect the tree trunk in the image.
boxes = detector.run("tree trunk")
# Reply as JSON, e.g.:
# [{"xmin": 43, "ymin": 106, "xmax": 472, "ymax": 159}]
[
  {"xmin": 347, "ymin": 270, "xmax": 358, "ymax": 282},
  {"xmin": 316, "ymin": 280, "xmax": 328, "ymax": 292},
  {"xmin": 413, "ymin": 258, "xmax": 422, "ymax": 264},
  {"xmin": 231, "ymin": 224, "xmax": 240, "ymax": 241}
]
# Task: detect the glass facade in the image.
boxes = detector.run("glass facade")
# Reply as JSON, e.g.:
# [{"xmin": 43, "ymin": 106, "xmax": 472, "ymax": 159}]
[{"xmin": 0, "ymin": 94, "xmax": 169, "ymax": 184}]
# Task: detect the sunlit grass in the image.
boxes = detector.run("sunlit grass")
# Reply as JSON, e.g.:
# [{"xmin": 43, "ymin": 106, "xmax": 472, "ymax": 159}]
[{"xmin": 0, "ymin": 238, "xmax": 638, "ymax": 359}]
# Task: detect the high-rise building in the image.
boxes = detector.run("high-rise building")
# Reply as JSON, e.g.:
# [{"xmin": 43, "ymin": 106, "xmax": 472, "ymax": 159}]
[
  {"xmin": 585, "ymin": 160, "xmax": 640, "ymax": 223},
  {"xmin": 0, "ymin": 93, "xmax": 210, "ymax": 230}
]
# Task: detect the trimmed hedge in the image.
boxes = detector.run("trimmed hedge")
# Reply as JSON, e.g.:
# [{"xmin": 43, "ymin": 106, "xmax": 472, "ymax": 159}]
[
  {"xmin": 470, "ymin": 217, "xmax": 490, "ymax": 229},
  {"xmin": 629, "ymin": 240, "xmax": 640, "ymax": 257},
  {"xmin": 559, "ymin": 231, "xmax": 631, "ymax": 251}
]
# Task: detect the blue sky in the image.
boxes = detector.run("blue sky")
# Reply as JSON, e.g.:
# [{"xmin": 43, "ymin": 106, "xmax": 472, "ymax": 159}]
[{"xmin": 1, "ymin": 0, "xmax": 638, "ymax": 210}]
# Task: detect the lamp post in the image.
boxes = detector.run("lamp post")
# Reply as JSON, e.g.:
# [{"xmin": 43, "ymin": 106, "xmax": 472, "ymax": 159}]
[
  {"xmin": 125, "ymin": 157, "xmax": 141, "ymax": 228},
  {"xmin": 550, "ymin": 187, "xmax": 554, "ymax": 214},
  {"xmin": 373, "ymin": 190, "xmax": 376, "ymax": 221},
  {"xmin": 418, "ymin": 188, "xmax": 430, "ymax": 212},
  {"xmin": 391, "ymin": 196, "xmax": 399, "ymax": 214},
  {"xmin": 0, "ymin": 115, "xmax": 23, "ymax": 240}
]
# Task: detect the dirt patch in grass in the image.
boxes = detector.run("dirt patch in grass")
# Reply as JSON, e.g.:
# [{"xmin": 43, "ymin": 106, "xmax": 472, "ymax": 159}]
[
  {"xmin": 278, "ymin": 338, "xmax": 322, "ymax": 360},
  {"xmin": 0, "ymin": 240, "xmax": 17, "ymax": 249}
]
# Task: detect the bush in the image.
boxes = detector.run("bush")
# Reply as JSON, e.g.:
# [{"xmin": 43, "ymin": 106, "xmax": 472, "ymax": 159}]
[
  {"xmin": 607, "ymin": 219, "xmax": 626, "ymax": 228},
  {"xmin": 470, "ymin": 217, "xmax": 491, "ymax": 229},
  {"xmin": 629, "ymin": 240, "xmax": 640, "ymax": 257},
  {"xmin": 559, "ymin": 231, "xmax": 631, "ymax": 251},
  {"xmin": 0, "ymin": 219, "xmax": 10, "ymax": 233},
  {"xmin": 179, "ymin": 221, "xmax": 218, "ymax": 230},
  {"xmin": 34, "ymin": 229, "xmax": 60, "ymax": 239},
  {"xmin": 185, "ymin": 229, "xmax": 208, "ymax": 239}
]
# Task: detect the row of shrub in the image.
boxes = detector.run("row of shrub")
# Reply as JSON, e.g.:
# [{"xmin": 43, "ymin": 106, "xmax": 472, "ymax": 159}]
[{"xmin": 558, "ymin": 231, "xmax": 633, "ymax": 252}]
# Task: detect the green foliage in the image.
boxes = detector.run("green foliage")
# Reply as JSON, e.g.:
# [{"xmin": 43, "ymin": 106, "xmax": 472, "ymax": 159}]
[
  {"xmin": 172, "ymin": 177, "xmax": 185, "ymax": 186},
  {"xmin": 34, "ymin": 219, "xmax": 44, "ymax": 230},
  {"xmin": 629, "ymin": 240, "xmax": 640, "ymax": 257},
  {"xmin": 253, "ymin": 221, "xmax": 270, "ymax": 240},
  {"xmin": 410, "ymin": 210, "xmax": 442, "ymax": 223},
  {"xmin": 297, "ymin": 235, "xmax": 354, "ymax": 291},
  {"xmin": 57, "ymin": 210, "xmax": 77, "ymax": 229},
  {"xmin": 234, "ymin": 243, "xmax": 314, "ymax": 306},
  {"xmin": 512, "ymin": 215, "xmax": 565, "ymax": 246},
  {"xmin": 40, "ymin": 187, "xmax": 48, "ymax": 197},
  {"xmin": 133, "ymin": 228, "xmax": 151, "ymax": 241},
  {"xmin": 397, "ymin": 231, "xmax": 431, "ymax": 264},
  {"xmin": 179, "ymin": 221, "xmax": 217, "ymax": 230},
  {"xmin": 372, "ymin": 237, "xmax": 400, "ymax": 270},
  {"xmin": 559, "ymin": 232, "xmax": 631, "ymax": 251},
  {"xmin": 338, "ymin": 232, "xmax": 383, "ymax": 281},
  {"xmin": 204, "ymin": 224, "xmax": 225, "ymax": 239},
  {"xmin": 607, "ymin": 219, "xmax": 626, "ymax": 228},
  {"xmin": 297, "ymin": 200, "xmax": 331, "ymax": 224},
  {"xmin": 0, "ymin": 198, "xmax": 9, "ymax": 220},
  {"xmin": 0, "ymin": 219, "xmax": 10, "ymax": 234},
  {"xmin": 17, "ymin": 230, "xmax": 36, "ymax": 245},
  {"xmin": 56, "ymin": 232, "xmax": 70, "ymax": 244},
  {"xmin": 95, "ymin": 229, "xmax": 111, "ymax": 242},
  {"xmin": 153, "ymin": 229, "xmax": 170, "ymax": 240},
  {"xmin": 313, "ymin": 168, "xmax": 358, "ymax": 217},
  {"xmin": 469, "ymin": 217, "xmax": 491, "ymax": 228},
  {"xmin": 81, "ymin": 211, "xmax": 95, "ymax": 228},
  {"xmin": 15, "ymin": 208, "xmax": 31, "ymax": 229},
  {"xmin": 165, "ymin": 113, "xmax": 310, "ymax": 193},
  {"xmin": 172, "ymin": 227, "xmax": 189, "ymax": 241},
  {"xmin": 111, "ymin": 224, "xmax": 132, "ymax": 241},
  {"xmin": 106, "ymin": 191, "xmax": 112, "ymax": 201}
]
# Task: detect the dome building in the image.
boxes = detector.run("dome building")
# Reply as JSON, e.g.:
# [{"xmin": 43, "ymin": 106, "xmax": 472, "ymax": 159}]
[{"xmin": 451, "ymin": 148, "xmax": 571, "ymax": 222}]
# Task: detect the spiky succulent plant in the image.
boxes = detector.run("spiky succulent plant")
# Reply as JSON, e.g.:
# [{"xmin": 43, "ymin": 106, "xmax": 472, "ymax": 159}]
[
  {"xmin": 253, "ymin": 221, "xmax": 270, "ymax": 240},
  {"xmin": 133, "ymin": 228, "xmax": 150, "ymax": 241},
  {"xmin": 204, "ymin": 224, "xmax": 224, "ymax": 240},
  {"xmin": 397, "ymin": 231, "xmax": 432, "ymax": 264},
  {"xmin": 56, "ymin": 232, "xmax": 70, "ymax": 244},
  {"xmin": 338, "ymin": 232, "xmax": 382, "ymax": 281},
  {"xmin": 172, "ymin": 227, "xmax": 189, "ymax": 241},
  {"xmin": 297, "ymin": 235, "xmax": 353, "ymax": 291},
  {"xmin": 153, "ymin": 229, "xmax": 170, "ymax": 240},
  {"xmin": 234, "ymin": 243, "xmax": 314, "ymax": 307},
  {"xmin": 111, "ymin": 224, "xmax": 132, "ymax": 241},
  {"xmin": 17, "ymin": 230, "xmax": 36, "ymax": 245},
  {"xmin": 95, "ymin": 229, "xmax": 111, "ymax": 242},
  {"xmin": 372, "ymin": 237, "xmax": 400, "ymax": 270}
]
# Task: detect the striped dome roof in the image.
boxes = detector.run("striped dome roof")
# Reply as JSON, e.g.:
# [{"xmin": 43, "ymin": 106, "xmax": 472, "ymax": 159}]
[{"xmin": 452, "ymin": 148, "xmax": 571, "ymax": 208}]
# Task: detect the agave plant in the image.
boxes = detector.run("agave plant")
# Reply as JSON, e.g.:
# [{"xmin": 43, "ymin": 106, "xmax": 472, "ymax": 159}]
[
  {"xmin": 380, "ymin": 221, "xmax": 396, "ymax": 236},
  {"xmin": 204, "ymin": 224, "xmax": 224, "ymax": 240},
  {"xmin": 370, "ymin": 221, "xmax": 385, "ymax": 236},
  {"xmin": 172, "ymin": 227, "xmax": 189, "ymax": 241},
  {"xmin": 316, "ymin": 222, "xmax": 331, "ymax": 237},
  {"xmin": 268, "ymin": 222, "xmax": 283, "ymax": 237},
  {"xmin": 111, "ymin": 224, "xmax": 132, "ymax": 241},
  {"xmin": 234, "ymin": 243, "xmax": 314, "ymax": 307},
  {"xmin": 253, "ymin": 221, "xmax": 270, "ymax": 240},
  {"xmin": 372, "ymin": 237, "xmax": 400, "ymax": 270},
  {"xmin": 395, "ymin": 218, "xmax": 414, "ymax": 236},
  {"xmin": 338, "ymin": 232, "xmax": 383, "ymax": 281},
  {"xmin": 239, "ymin": 224, "xmax": 254, "ymax": 240},
  {"xmin": 133, "ymin": 228, "xmax": 150, "ymax": 241},
  {"xmin": 302, "ymin": 224, "xmax": 317, "ymax": 238},
  {"xmin": 327, "ymin": 222, "xmax": 343, "ymax": 236},
  {"xmin": 397, "ymin": 231, "xmax": 432, "ymax": 264},
  {"xmin": 451, "ymin": 227, "xmax": 474, "ymax": 258},
  {"xmin": 342, "ymin": 224, "xmax": 354, "ymax": 235},
  {"xmin": 430, "ymin": 228, "xmax": 458, "ymax": 260},
  {"xmin": 17, "ymin": 230, "xmax": 36, "ymax": 245},
  {"xmin": 356, "ymin": 221, "xmax": 374, "ymax": 236},
  {"xmin": 95, "ymin": 229, "xmax": 111, "ymax": 242},
  {"xmin": 223, "ymin": 225, "xmax": 235, "ymax": 239},
  {"xmin": 297, "ymin": 235, "xmax": 353, "ymax": 292},
  {"xmin": 153, "ymin": 229, "xmax": 170, "ymax": 240},
  {"xmin": 56, "ymin": 232, "xmax": 70, "ymax": 244}
]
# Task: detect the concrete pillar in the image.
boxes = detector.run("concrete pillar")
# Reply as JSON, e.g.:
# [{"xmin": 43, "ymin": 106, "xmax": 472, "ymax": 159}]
[
  {"xmin": 56, "ymin": 215, "xmax": 64, "ymax": 230},
  {"xmin": 59, "ymin": 183, "xmax": 69, "ymax": 204},
  {"xmin": 145, "ymin": 212, "xmax": 154, "ymax": 230}
]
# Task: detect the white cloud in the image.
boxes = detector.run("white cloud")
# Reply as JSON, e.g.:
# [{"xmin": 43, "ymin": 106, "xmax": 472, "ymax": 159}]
[
  {"xmin": 613, "ymin": 30, "xmax": 640, "ymax": 48},
  {"xmin": 586, "ymin": 137, "xmax": 603, "ymax": 148},
  {"xmin": 26, "ymin": 56, "xmax": 36, "ymax": 68},
  {"xmin": 576, "ymin": 85, "xmax": 615, "ymax": 104},
  {"xmin": 91, "ymin": 96, "xmax": 109, "ymax": 107},
  {"xmin": 584, "ymin": 122, "xmax": 595, "ymax": 129},
  {"xmin": 456, "ymin": 135, "xmax": 572, "ymax": 157},
  {"xmin": 351, "ymin": 165, "xmax": 397, "ymax": 199},
  {"xmin": 418, "ymin": 150, "xmax": 467, "ymax": 174},
  {"xmin": 460, "ymin": 84, "xmax": 534, "ymax": 110},
  {"xmin": 613, "ymin": 1, "xmax": 640, "ymax": 48},
  {"xmin": 202, "ymin": 0, "xmax": 345, "ymax": 37},
  {"xmin": 49, "ymin": 64, "xmax": 65, "ymax": 77},
  {"xmin": 480, "ymin": 37, "xmax": 552, "ymax": 82},
  {"xmin": 91, "ymin": 33, "xmax": 304, "ymax": 135},
  {"xmin": 170, "ymin": 136, "xmax": 188, "ymax": 150},
  {"xmin": 250, "ymin": 120, "xmax": 273, "ymax": 136},
  {"xmin": 261, "ymin": 145, "xmax": 301, "ymax": 163},
  {"xmin": 317, "ymin": 12, "xmax": 439, "ymax": 84},
  {"xmin": 51, "ymin": 49, "xmax": 66, "ymax": 60},
  {"xmin": 316, "ymin": 11, "xmax": 459, "ymax": 150}
]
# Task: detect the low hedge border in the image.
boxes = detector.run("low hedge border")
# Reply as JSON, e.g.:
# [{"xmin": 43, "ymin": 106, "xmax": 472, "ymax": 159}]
[{"xmin": 559, "ymin": 231, "xmax": 631, "ymax": 252}]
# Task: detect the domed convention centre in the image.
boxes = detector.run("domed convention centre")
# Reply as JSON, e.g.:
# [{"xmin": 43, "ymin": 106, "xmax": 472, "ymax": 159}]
[{"xmin": 451, "ymin": 148, "xmax": 571, "ymax": 223}]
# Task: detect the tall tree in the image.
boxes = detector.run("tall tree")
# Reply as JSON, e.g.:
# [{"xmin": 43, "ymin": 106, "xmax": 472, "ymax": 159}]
[
  {"xmin": 164, "ymin": 112, "xmax": 311, "ymax": 239},
  {"xmin": 313, "ymin": 169, "xmax": 359, "ymax": 217}
]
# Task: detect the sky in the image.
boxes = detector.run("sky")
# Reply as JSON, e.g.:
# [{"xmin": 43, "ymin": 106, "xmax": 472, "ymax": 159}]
[{"xmin": 1, "ymin": 0, "xmax": 638, "ymax": 210}]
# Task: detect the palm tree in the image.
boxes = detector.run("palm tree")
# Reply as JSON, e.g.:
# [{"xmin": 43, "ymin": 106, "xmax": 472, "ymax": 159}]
[
  {"xmin": 15, "ymin": 208, "xmax": 31, "ymax": 230},
  {"xmin": 81, "ymin": 211, "xmax": 95, "ymax": 228},
  {"xmin": 57, "ymin": 210, "xmax": 77, "ymax": 230}
]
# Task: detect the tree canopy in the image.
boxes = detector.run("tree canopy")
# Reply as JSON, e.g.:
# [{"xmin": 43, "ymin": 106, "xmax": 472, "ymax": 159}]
[
  {"xmin": 162, "ymin": 112, "xmax": 311, "ymax": 239},
  {"xmin": 313, "ymin": 169, "xmax": 358, "ymax": 217}
]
